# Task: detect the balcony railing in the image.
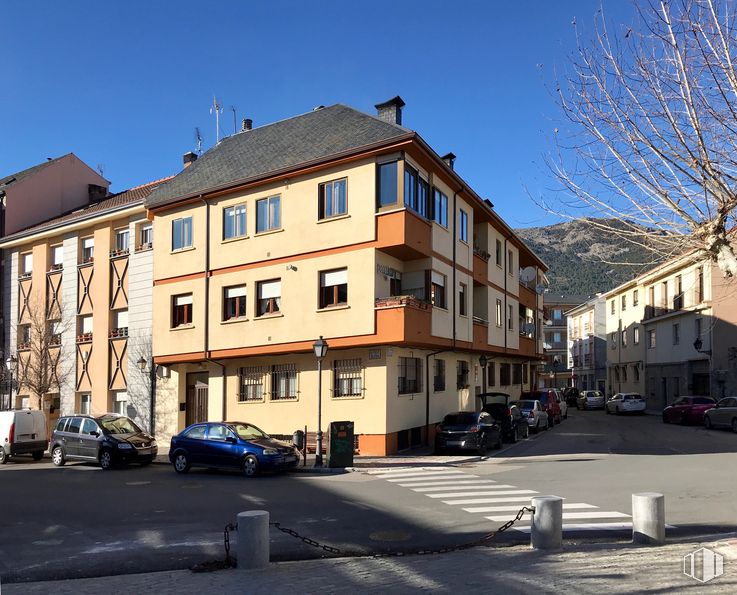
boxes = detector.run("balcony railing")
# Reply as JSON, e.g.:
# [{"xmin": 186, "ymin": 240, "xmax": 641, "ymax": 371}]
[
  {"xmin": 375, "ymin": 295, "xmax": 430, "ymax": 310},
  {"xmin": 17, "ymin": 341, "xmax": 31, "ymax": 351},
  {"xmin": 110, "ymin": 248, "xmax": 129, "ymax": 259},
  {"xmin": 48, "ymin": 264, "xmax": 63, "ymax": 272},
  {"xmin": 49, "ymin": 335, "xmax": 62, "ymax": 346},
  {"xmin": 18, "ymin": 272, "xmax": 32, "ymax": 280},
  {"xmin": 136, "ymin": 242, "xmax": 153, "ymax": 252},
  {"xmin": 473, "ymin": 245, "xmax": 490, "ymax": 262},
  {"xmin": 472, "ymin": 315, "xmax": 489, "ymax": 326},
  {"xmin": 76, "ymin": 332, "xmax": 93, "ymax": 343},
  {"xmin": 109, "ymin": 327, "xmax": 129, "ymax": 339}
]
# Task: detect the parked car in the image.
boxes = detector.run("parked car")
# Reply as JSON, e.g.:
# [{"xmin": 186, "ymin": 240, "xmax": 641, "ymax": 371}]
[
  {"xmin": 662, "ymin": 396, "xmax": 716, "ymax": 425},
  {"xmin": 170, "ymin": 421, "xmax": 300, "ymax": 477},
  {"xmin": 703, "ymin": 397, "xmax": 737, "ymax": 432},
  {"xmin": 606, "ymin": 393, "xmax": 647, "ymax": 415},
  {"xmin": 515, "ymin": 400, "xmax": 549, "ymax": 433},
  {"xmin": 0, "ymin": 409, "xmax": 48, "ymax": 464},
  {"xmin": 577, "ymin": 390, "xmax": 606, "ymax": 410},
  {"xmin": 51, "ymin": 414, "xmax": 157, "ymax": 470},
  {"xmin": 563, "ymin": 387, "xmax": 580, "ymax": 406},
  {"xmin": 478, "ymin": 392, "xmax": 529, "ymax": 442},
  {"xmin": 521, "ymin": 390, "xmax": 561, "ymax": 427},
  {"xmin": 435, "ymin": 411, "xmax": 502, "ymax": 454},
  {"xmin": 552, "ymin": 389, "xmax": 568, "ymax": 419}
]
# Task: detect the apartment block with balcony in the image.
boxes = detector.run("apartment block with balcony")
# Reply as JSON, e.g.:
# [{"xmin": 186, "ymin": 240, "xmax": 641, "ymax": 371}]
[
  {"xmin": 0, "ymin": 178, "xmax": 169, "ymax": 429},
  {"xmin": 566, "ymin": 295, "xmax": 606, "ymax": 393},
  {"xmin": 540, "ymin": 294, "xmax": 588, "ymax": 389},
  {"xmin": 145, "ymin": 98, "xmax": 547, "ymax": 455}
]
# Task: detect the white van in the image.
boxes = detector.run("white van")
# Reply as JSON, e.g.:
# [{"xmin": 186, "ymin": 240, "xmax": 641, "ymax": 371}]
[{"xmin": 0, "ymin": 410, "xmax": 48, "ymax": 464}]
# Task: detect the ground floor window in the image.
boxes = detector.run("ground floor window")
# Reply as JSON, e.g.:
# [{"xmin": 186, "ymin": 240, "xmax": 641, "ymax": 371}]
[
  {"xmin": 271, "ymin": 364, "xmax": 297, "ymax": 400},
  {"xmin": 238, "ymin": 366, "xmax": 265, "ymax": 402},
  {"xmin": 333, "ymin": 359, "xmax": 362, "ymax": 398},
  {"xmin": 113, "ymin": 391, "xmax": 127, "ymax": 415},
  {"xmin": 433, "ymin": 359, "xmax": 446, "ymax": 392},
  {"xmin": 398, "ymin": 357, "xmax": 422, "ymax": 394},
  {"xmin": 79, "ymin": 393, "xmax": 91, "ymax": 415},
  {"xmin": 456, "ymin": 361, "xmax": 469, "ymax": 389},
  {"xmin": 499, "ymin": 363, "xmax": 511, "ymax": 386}
]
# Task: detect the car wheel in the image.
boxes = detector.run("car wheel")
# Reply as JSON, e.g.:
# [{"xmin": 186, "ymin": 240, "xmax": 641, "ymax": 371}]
[
  {"xmin": 511, "ymin": 427, "xmax": 518, "ymax": 444},
  {"xmin": 32, "ymin": 451, "xmax": 44, "ymax": 461},
  {"xmin": 99, "ymin": 449, "xmax": 114, "ymax": 471},
  {"xmin": 523, "ymin": 424, "xmax": 530, "ymax": 439},
  {"xmin": 732, "ymin": 418, "xmax": 737, "ymax": 434},
  {"xmin": 564, "ymin": 411, "xmax": 568, "ymax": 419},
  {"xmin": 0, "ymin": 448, "xmax": 7, "ymax": 465},
  {"xmin": 703, "ymin": 415, "xmax": 712, "ymax": 429},
  {"xmin": 173, "ymin": 452, "xmax": 190, "ymax": 473},
  {"xmin": 679, "ymin": 413, "xmax": 688, "ymax": 426},
  {"xmin": 51, "ymin": 446, "xmax": 65, "ymax": 466},
  {"xmin": 242, "ymin": 454, "xmax": 259, "ymax": 477}
]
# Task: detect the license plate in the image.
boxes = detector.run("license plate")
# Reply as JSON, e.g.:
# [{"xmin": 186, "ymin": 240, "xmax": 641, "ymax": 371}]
[
  {"xmin": 447, "ymin": 440, "xmax": 463, "ymax": 446},
  {"xmin": 138, "ymin": 448, "xmax": 151, "ymax": 456},
  {"xmin": 285, "ymin": 455, "xmax": 297, "ymax": 462}
]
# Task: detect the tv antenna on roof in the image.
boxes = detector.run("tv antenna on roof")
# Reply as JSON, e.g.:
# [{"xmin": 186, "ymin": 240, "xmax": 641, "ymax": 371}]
[
  {"xmin": 210, "ymin": 96, "xmax": 223, "ymax": 143},
  {"xmin": 229, "ymin": 105, "xmax": 237, "ymax": 135},
  {"xmin": 193, "ymin": 127, "xmax": 203, "ymax": 155}
]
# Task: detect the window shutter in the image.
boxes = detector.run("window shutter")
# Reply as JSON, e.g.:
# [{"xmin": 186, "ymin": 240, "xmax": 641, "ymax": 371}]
[
  {"xmin": 321, "ymin": 269, "xmax": 347, "ymax": 286},
  {"xmin": 225, "ymin": 286, "xmax": 247, "ymax": 298},
  {"xmin": 259, "ymin": 280, "xmax": 281, "ymax": 299},
  {"xmin": 175, "ymin": 295, "xmax": 193, "ymax": 306}
]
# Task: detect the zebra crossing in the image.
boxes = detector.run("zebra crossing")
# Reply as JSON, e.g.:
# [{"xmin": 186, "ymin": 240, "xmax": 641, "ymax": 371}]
[{"xmin": 366, "ymin": 467, "xmax": 652, "ymax": 534}]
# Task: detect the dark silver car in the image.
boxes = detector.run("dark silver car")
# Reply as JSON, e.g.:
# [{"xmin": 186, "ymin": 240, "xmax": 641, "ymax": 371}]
[
  {"xmin": 704, "ymin": 397, "xmax": 737, "ymax": 433},
  {"xmin": 435, "ymin": 411, "xmax": 502, "ymax": 454},
  {"xmin": 577, "ymin": 390, "xmax": 606, "ymax": 410}
]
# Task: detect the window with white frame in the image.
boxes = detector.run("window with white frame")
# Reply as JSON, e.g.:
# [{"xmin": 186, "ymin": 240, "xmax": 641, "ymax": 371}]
[
  {"xmin": 79, "ymin": 393, "xmax": 91, "ymax": 415},
  {"xmin": 319, "ymin": 178, "xmax": 347, "ymax": 219},
  {"xmin": 113, "ymin": 310, "xmax": 128, "ymax": 334},
  {"xmin": 458, "ymin": 283, "xmax": 467, "ymax": 316},
  {"xmin": 223, "ymin": 285, "xmax": 247, "ymax": 321},
  {"xmin": 256, "ymin": 195, "xmax": 281, "ymax": 233},
  {"xmin": 333, "ymin": 359, "xmax": 362, "ymax": 398},
  {"xmin": 319, "ymin": 269, "xmax": 348, "ymax": 309},
  {"xmin": 271, "ymin": 363, "xmax": 297, "ymax": 400},
  {"xmin": 172, "ymin": 294, "xmax": 193, "ymax": 327},
  {"xmin": 238, "ymin": 366, "xmax": 265, "ymax": 402},
  {"xmin": 51, "ymin": 245, "xmax": 64, "ymax": 269},
  {"xmin": 172, "ymin": 216, "xmax": 193, "ymax": 251},
  {"xmin": 507, "ymin": 305, "xmax": 514, "ymax": 330},
  {"xmin": 223, "ymin": 203, "xmax": 247, "ymax": 240},
  {"xmin": 633, "ymin": 326, "xmax": 640, "ymax": 344},
  {"xmin": 21, "ymin": 252, "xmax": 33, "ymax": 275},
  {"xmin": 115, "ymin": 229, "xmax": 129, "ymax": 253},
  {"xmin": 433, "ymin": 359, "xmax": 446, "ymax": 391},
  {"xmin": 507, "ymin": 249, "xmax": 514, "ymax": 275},
  {"xmin": 648, "ymin": 329, "xmax": 656, "ymax": 349},
  {"xmin": 398, "ymin": 357, "xmax": 422, "ymax": 394},
  {"xmin": 430, "ymin": 271, "xmax": 446, "ymax": 309},
  {"xmin": 79, "ymin": 315, "xmax": 93, "ymax": 336},
  {"xmin": 138, "ymin": 223, "xmax": 153, "ymax": 249},
  {"xmin": 256, "ymin": 279, "xmax": 281, "ymax": 316},
  {"xmin": 113, "ymin": 391, "xmax": 127, "ymax": 415},
  {"xmin": 459, "ymin": 209, "xmax": 468, "ymax": 243},
  {"xmin": 81, "ymin": 237, "xmax": 94, "ymax": 263},
  {"xmin": 496, "ymin": 299, "xmax": 503, "ymax": 327}
]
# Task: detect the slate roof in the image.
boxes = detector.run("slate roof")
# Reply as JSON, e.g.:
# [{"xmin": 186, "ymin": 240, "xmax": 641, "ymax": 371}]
[
  {"xmin": 0, "ymin": 154, "xmax": 72, "ymax": 190},
  {"xmin": 145, "ymin": 104, "xmax": 413, "ymax": 209},
  {"xmin": 0, "ymin": 177, "xmax": 172, "ymax": 244}
]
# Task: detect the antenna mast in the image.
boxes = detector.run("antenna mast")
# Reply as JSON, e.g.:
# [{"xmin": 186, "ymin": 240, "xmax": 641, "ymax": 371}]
[
  {"xmin": 230, "ymin": 106, "xmax": 237, "ymax": 134},
  {"xmin": 194, "ymin": 127, "xmax": 203, "ymax": 155},
  {"xmin": 210, "ymin": 96, "xmax": 223, "ymax": 142}
]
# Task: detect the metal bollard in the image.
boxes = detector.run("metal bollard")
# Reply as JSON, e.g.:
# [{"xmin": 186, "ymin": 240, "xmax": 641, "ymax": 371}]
[
  {"xmin": 530, "ymin": 496, "xmax": 563, "ymax": 550},
  {"xmin": 236, "ymin": 510, "xmax": 270, "ymax": 569},
  {"xmin": 632, "ymin": 492, "xmax": 665, "ymax": 545}
]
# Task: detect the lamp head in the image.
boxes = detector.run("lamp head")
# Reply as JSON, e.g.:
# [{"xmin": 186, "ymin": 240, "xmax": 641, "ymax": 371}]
[{"xmin": 313, "ymin": 336, "xmax": 328, "ymax": 361}]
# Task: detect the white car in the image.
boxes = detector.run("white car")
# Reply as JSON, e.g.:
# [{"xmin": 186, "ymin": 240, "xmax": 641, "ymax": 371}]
[
  {"xmin": 606, "ymin": 393, "xmax": 646, "ymax": 414},
  {"xmin": 553, "ymin": 389, "xmax": 568, "ymax": 419},
  {"xmin": 516, "ymin": 399, "xmax": 549, "ymax": 434}
]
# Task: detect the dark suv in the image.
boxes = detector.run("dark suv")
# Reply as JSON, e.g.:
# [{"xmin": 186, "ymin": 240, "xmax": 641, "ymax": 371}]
[
  {"xmin": 478, "ymin": 392, "xmax": 529, "ymax": 443},
  {"xmin": 51, "ymin": 414, "xmax": 157, "ymax": 470}
]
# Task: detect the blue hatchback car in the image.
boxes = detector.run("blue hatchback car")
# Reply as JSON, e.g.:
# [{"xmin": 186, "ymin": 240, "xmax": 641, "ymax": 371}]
[{"xmin": 169, "ymin": 421, "xmax": 300, "ymax": 477}]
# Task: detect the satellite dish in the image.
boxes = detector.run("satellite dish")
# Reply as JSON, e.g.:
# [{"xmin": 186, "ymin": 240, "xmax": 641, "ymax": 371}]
[
  {"xmin": 535, "ymin": 284, "xmax": 546, "ymax": 295},
  {"xmin": 543, "ymin": 342, "xmax": 552, "ymax": 350},
  {"xmin": 520, "ymin": 266, "xmax": 536, "ymax": 283}
]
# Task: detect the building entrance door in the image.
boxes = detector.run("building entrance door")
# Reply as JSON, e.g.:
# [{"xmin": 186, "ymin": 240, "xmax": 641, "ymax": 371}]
[{"xmin": 186, "ymin": 373, "xmax": 209, "ymax": 426}]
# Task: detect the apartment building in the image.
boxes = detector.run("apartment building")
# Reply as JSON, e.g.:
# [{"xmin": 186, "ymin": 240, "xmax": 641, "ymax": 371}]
[
  {"xmin": 540, "ymin": 294, "xmax": 587, "ymax": 389},
  {"xmin": 0, "ymin": 178, "xmax": 169, "ymax": 430},
  {"xmin": 0, "ymin": 155, "xmax": 109, "ymax": 409},
  {"xmin": 145, "ymin": 98, "xmax": 547, "ymax": 455},
  {"xmin": 566, "ymin": 295, "xmax": 606, "ymax": 393},
  {"xmin": 603, "ymin": 251, "xmax": 737, "ymax": 408}
]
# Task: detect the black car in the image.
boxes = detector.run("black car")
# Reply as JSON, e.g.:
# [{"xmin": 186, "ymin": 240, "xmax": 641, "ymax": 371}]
[
  {"xmin": 51, "ymin": 414, "xmax": 157, "ymax": 470},
  {"xmin": 434, "ymin": 411, "xmax": 502, "ymax": 455},
  {"xmin": 478, "ymin": 392, "xmax": 529, "ymax": 443},
  {"xmin": 563, "ymin": 387, "xmax": 580, "ymax": 406}
]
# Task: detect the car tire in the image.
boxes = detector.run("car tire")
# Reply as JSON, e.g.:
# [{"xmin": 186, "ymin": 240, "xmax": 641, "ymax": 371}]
[
  {"xmin": 703, "ymin": 416, "xmax": 712, "ymax": 429},
  {"xmin": 51, "ymin": 446, "xmax": 65, "ymax": 467},
  {"xmin": 173, "ymin": 452, "xmax": 190, "ymax": 474},
  {"xmin": 99, "ymin": 449, "xmax": 114, "ymax": 471},
  {"xmin": 679, "ymin": 413, "xmax": 688, "ymax": 426},
  {"xmin": 242, "ymin": 454, "xmax": 259, "ymax": 477},
  {"xmin": 32, "ymin": 451, "xmax": 44, "ymax": 461},
  {"xmin": 732, "ymin": 418, "xmax": 737, "ymax": 434},
  {"xmin": 511, "ymin": 427, "xmax": 518, "ymax": 444},
  {"xmin": 523, "ymin": 424, "xmax": 529, "ymax": 439},
  {"xmin": 0, "ymin": 448, "xmax": 7, "ymax": 465}
]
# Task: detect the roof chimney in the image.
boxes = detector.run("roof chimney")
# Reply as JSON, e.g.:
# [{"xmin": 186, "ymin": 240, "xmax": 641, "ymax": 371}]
[
  {"xmin": 88, "ymin": 184, "xmax": 107, "ymax": 203},
  {"xmin": 183, "ymin": 152, "xmax": 198, "ymax": 169},
  {"xmin": 242, "ymin": 118, "xmax": 253, "ymax": 131},
  {"xmin": 374, "ymin": 96, "xmax": 405, "ymax": 126},
  {"xmin": 441, "ymin": 152, "xmax": 456, "ymax": 170}
]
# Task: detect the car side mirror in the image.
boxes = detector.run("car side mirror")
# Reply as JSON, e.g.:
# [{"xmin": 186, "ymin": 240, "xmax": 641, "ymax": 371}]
[
  {"xmin": 90, "ymin": 431, "xmax": 100, "ymax": 437},
  {"xmin": 226, "ymin": 436, "xmax": 237, "ymax": 444}
]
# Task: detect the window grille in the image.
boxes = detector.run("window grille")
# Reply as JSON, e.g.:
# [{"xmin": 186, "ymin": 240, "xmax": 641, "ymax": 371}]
[
  {"xmin": 238, "ymin": 366, "xmax": 265, "ymax": 402},
  {"xmin": 333, "ymin": 359, "xmax": 362, "ymax": 397},
  {"xmin": 271, "ymin": 363, "xmax": 297, "ymax": 400}
]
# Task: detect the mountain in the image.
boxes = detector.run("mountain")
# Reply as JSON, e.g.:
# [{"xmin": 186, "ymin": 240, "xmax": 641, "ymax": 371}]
[{"xmin": 514, "ymin": 219, "xmax": 661, "ymax": 295}]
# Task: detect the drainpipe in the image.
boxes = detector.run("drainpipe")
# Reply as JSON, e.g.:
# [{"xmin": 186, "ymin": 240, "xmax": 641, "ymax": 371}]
[{"xmin": 503, "ymin": 237, "xmax": 508, "ymax": 354}]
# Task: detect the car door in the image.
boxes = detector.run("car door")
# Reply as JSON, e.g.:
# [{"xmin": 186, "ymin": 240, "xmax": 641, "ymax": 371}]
[
  {"xmin": 78, "ymin": 419, "xmax": 101, "ymax": 459},
  {"xmin": 61, "ymin": 417, "xmax": 83, "ymax": 457},
  {"xmin": 668, "ymin": 397, "xmax": 687, "ymax": 421},
  {"xmin": 714, "ymin": 398, "xmax": 735, "ymax": 426},
  {"xmin": 205, "ymin": 424, "xmax": 240, "ymax": 467},
  {"xmin": 179, "ymin": 424, "xmax": 209, "ymax": 464}
]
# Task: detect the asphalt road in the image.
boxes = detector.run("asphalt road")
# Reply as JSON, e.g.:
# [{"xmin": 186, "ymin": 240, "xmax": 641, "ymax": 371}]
[{"xmin": 1, "ymin": 409, "xmax": 735, "ymax": 584}]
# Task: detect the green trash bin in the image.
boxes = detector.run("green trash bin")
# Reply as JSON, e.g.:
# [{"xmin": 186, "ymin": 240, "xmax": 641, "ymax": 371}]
[{"xmin": 327, "ymin": 421, "xmax": 354, "ymax": 468}]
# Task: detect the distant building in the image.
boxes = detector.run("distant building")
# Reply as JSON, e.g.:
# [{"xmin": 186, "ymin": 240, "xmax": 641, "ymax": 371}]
[
  {"xmin": 566, "ymin": 295, "xmax": 606, "ymax": 393},
  {"xmin": 541, "ymin": 294, "xmax": 589, "ymax": 389}
]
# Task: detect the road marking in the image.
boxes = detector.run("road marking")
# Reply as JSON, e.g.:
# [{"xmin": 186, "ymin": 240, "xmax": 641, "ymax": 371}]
[
  {"xmin": 410, "ymin": 482, "xmax": 500, "ymax": 492},
  {"xmin": 395, "ymin": 479, "xmax": 483, "ymax": 487},
  {"xmin": 465, "ymin": 503, "xmax": 596, "ymax": 513},
  {"xmin": 442, "ymin": 491, "xmax": 539, "ymax": 505},
  {"xmin": 484, "ymin": 511, "xmax": 629, "ymax": 522},
  {"xmin": 512, "ymin": 522, "xmax": 635, "ymax": 533},
  {"xmin": 445, "ymin": 496, "xmax": 539, "ymax": 506},
  {"xmin": 424, "ymin": 487, "xmax": 519, "ymax": 498},
  {"xmin": 383, "ymin": 471, "xmax": 470, "ymax": 481}
]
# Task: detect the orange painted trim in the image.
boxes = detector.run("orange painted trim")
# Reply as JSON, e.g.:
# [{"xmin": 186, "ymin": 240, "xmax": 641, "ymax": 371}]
[
  {"xmin": 154, "ymin": 351, "xmax": 207, "ymax": 365},
  {"xmin": 155, "ymin": 271, "xmax": 207, "ymax": 286}
]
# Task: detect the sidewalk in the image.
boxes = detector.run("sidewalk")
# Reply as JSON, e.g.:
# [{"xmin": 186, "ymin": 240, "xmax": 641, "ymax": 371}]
[{"xmin": 5, "ymin": 533, "xmax": 736, "ymax": 594}]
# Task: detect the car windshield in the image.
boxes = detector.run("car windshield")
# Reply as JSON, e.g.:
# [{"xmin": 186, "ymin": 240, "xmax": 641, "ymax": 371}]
[
  {"xmin": 623, "ymin": 394, "xmax": 642, "ymax": 400},
  {"xmin": 231, "ymin": 423, "xmax": 269, "ymax": 440},
  {"xmin": 516, "ymin": 400, "xmax": 535, "ymax": 410},
  {"xmin": 693, "ymin": 397, "xmax": 716, "ymax": 404},
  {"xmin": 586, "ymin": 391, "xmax": 603, "ymax": 398},
  {"xmin": 443, "ymin": 413, "xmax": 477, "ymax": 426},
  {"xmin": 98, "ymin": 416, "xmax": 141, "ymax": 435}
]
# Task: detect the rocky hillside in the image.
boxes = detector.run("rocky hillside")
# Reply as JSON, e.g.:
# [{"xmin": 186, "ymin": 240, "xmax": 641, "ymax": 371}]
[{"xmin": 515, "ymin": 219, "xmax": 661, "ymax": 295}]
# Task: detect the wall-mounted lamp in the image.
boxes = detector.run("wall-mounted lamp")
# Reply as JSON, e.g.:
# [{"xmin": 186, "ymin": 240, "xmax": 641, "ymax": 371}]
[{"xmin": 286, "ymin": 264, "xmax": 298, "ymax": 271}]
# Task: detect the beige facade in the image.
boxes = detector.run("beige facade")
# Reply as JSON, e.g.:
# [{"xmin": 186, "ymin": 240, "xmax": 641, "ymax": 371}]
[
  {"xmin": 148, "ymin": 102, "xmax": 546, "ymax": 455},
  {"xmin": 566, "ymin": 296, "xmax": 606, "ymax": 392}
]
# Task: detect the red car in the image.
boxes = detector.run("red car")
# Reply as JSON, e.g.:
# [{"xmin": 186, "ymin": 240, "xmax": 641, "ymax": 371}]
[
  {"xmin": 662, "ymin": 396, "xmax": 717, "ymax": 425},
  {"xmin": 521, "ymin": 390, "xmax": 561, "ymax": 428}
]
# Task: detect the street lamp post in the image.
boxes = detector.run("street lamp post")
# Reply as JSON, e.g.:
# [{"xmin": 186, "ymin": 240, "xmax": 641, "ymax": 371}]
[
  {"xmin": 6, "ymin": 355, "xmax": 17, "ymax": 409},
  {"xmin": 313, "ymin": 336, "xmax": 329, "ymax": 467},
  {"xmin": 137, "ymin": 356, "xmax": 156, "ymax": 434},
  {"xmin": 553, "ymin": 357, "xmax": 561, "ymax": 389},
  {"xmin": 479, "ymin": 354, "xmax": 488, "ymax": 394}
]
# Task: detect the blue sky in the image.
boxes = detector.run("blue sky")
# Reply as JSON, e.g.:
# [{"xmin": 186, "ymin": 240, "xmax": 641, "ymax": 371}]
[{"xmin": 2, "ymin": 1, "xmax": 635, "ymax": 228}]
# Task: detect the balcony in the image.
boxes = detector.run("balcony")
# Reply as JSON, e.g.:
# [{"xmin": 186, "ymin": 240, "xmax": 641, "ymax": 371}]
[
  {"xmin": 18, "ymin": 272, "xmax": 32, "ymax": 280},
  {"xmin": 49, "ymin": 335, "xmax": 62, "ymax": 347},
  {"xmin": 76, "ymin": 333, "xmax": 93, "ymax": 344},
  {"xmin": 136, "ymin": 242, "xmax": 153, "ymax": 252},
  {"xmin": 472, "ymin": 252, "xmax": 488, "ymax": 285},
  {"xmin": 110, "ymin": 248, "xmax": 130, "ymax": 259},
  {"xmin": 48, "ymin": 264, "xmax": 63, "ymax": 272},
  {"xmin": 109, "ymin": 327, "xmax": 129, "ymax": 339},
  {"xmin": 375, "ymin": 295, "xmax": 432, "ymax": 343},
  {"xmin": 376, "ymin": 210, "xmax": 432, "ymax": 260}
]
